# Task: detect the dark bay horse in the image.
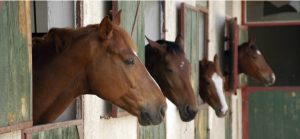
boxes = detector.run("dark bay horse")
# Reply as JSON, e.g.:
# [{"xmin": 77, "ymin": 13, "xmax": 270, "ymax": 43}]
[
  {"xmin": 199, "ymin": 54, "xmax": 228, "ymax": 117},
  {"xmin": 225, "ymin": 38, "xmax": 275, "ymax": 89},
  {"xmin": 145, "ymin": 35, "xmax": 198, "ymax": 122},
  {"xmin": 32, "ymin": 10, "xmax": 166, "ymax": 126}
]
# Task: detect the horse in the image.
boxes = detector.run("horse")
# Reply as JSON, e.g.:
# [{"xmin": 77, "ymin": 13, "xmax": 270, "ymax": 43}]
[
  {"xmin": 32, "ymin": 10, "xmax": 167, "ymax": 126},
  {"xmin": 224, "ymin": 37, "xmax": 275, "ymax": 90},
  {"xmin": 199, "ymin": 54, "xmax": 228, "ymax": 117},
  {"xmin": 145, "ymin": 35, "xmax": 198, "ymax": 122}
]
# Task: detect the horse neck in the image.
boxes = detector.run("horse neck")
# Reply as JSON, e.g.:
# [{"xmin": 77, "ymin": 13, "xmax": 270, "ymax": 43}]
[
  {"xmin": 145, "ymin": 46, "xmax": 167, "ymax": 89},
  {"xmin": 33, "ymin": 32, "xmax": 100, "ymax": 124}
]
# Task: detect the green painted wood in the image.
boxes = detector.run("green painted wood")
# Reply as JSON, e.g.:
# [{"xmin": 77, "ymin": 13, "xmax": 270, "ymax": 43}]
[
  {"xmin": 228, "ymin": 20, "xmax": 236, "ymax": 90},
  {"xmin": 225, "ymin": 96, "xmax": 232, "ymax": 139},
  {"xmin": 0, "ymin": 1, "xmax": 32, "ymax": 127},
  {"xmin": 183, "ymin": 6, "xmax": 207, "ymax": 139},
  {"xmin": 238, "ymin": 27, "xmax": 248, "ymax": 86},
  {"xmin": 248, "ymin": 91, "xmax": 300, "ymax": 139},
  {"xmin": 139, "ymin": 122, "xmax": 165, "ymax": 139},
  {"xmin": 195, "ymin": 109, "xmax": 208, "ymax": 139},
  {"xmin": 184, "ymin": 7, "xmax": 199, "ymax": 97},
  {"xmin": 31, "ymin": 126, "xmax": 79, "ymax": 139}
]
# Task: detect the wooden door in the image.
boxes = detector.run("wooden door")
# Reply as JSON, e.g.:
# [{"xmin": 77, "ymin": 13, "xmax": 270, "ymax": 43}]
[
  {"xmin": 243, "ymin": 87, "xmax": 300, "ymax": 139},
  {"xmin": 0, "ymin": 1, "xmax": 32, "ymax": 133}
]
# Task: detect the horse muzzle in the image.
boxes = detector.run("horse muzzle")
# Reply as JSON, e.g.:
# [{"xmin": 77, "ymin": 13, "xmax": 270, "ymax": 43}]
[
  {"xmin": 215, "ymin": 107, "xmax": 228, "ymax": 118},
  {"xmin": 139, "ymin": 104, "xmax": 166, "ymax": 126},
  {"xmin": 178, "ymin": 105, "xmax": 198, "ymax": 122},
  {"xmin": 263, "ymin": 73, "xmax": 276, "ymax": 86}
]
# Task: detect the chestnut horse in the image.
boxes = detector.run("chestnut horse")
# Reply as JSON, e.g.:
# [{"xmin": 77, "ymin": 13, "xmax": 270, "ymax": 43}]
[
  {"xmin": 199, "ymin": 54, "xmax": 228, "ymax": 117},
  {"xmin": 145, "ymin": 35, "xmax": 198, "ymax": 122},
  {"xmin": 225, "ymin": 38, "xmax": 275, "ymax": 89},
  {"xmin": 32, "ymin": 10, "xmax": 166, "ymax": 126}
]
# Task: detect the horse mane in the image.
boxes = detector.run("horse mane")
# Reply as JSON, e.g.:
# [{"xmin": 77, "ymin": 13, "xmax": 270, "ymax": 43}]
[
  {"xmin": 148, "ymin": 40, "xmax": 184, "ymax": 55},
  {"xmin": 32, "ymin": 23, "xmax": 137, "ymax": 65},
  {"xmin": 238, "ymin": 42, "xmax": 258, "ymax": 52}
]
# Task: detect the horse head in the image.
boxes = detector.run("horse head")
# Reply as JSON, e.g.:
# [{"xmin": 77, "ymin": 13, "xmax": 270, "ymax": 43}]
[
  {"xmin": 199, "ymin": 54, "xmax": 228, "ymax": 117},
  {"xmin": 145, "ymin": 35, "xmax": 198, "ymax": 122},
  {"xmin": 238, "ymin": 37, "xmax": 275, "ymax": 86}
]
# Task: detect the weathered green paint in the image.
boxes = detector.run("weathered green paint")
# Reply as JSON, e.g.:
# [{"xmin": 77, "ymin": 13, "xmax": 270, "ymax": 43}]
[
  {"xmin": 31, "ymin": 126, "xmax": 79, "ymax": 139},
  {"xmin": 0, "ymin": 1, "xmax": 32, "ymax": 127},
  {"xmin": 225, "ymin": 96, "xmax": 232, "ymax": 139},
  {"xmin": 117, "ymin": 1, "xmax": 145, "ymax": 63},
  {"xmin": 238, "ymin": 27, "xmax": 248, "ymax": 86},
  {"xmin": 139, "ymin": 122, "xmax": 165, "ymax": 139},
  {"xmin": 248, "ymin": 91, "xmax": 300, "ymax": 139},
  {"xmin": 195, "ymin": 109, "xmax": 208, "ymax": 139},
  {"xmin": 184, "ymin": 7, "xmax": 199, "ymax": 97},
  {"xmin": 228, "ymin": 20, "xmax": 236, "ymax": 90}
]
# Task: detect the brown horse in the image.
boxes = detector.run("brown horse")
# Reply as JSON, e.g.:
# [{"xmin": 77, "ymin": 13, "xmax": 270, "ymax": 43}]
[
  {"xmin": 199, "ymin": 54, "xmax": 228, "ymax": 117},
  {"xmin": 145, "ymin": 35, "xmax": 198, "ymax": 122},
  {"xmin": 225, "ymin": 37, "xmax": 275, "ymax": 88},
  {"xmin": 32, "ymin": 10, "xmax": 167, "ymax": 126}
]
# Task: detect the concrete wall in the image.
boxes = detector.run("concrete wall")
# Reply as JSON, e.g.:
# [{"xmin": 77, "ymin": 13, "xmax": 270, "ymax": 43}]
[{"xmin": 82, "ymin": 2, "xmax": 137, "ymax": 139}]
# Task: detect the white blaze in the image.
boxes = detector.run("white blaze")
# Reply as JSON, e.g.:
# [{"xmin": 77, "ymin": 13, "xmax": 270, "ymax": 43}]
[
  {"xmin": 211, "ymin": 73, "xmax": 228, "ymax": 114},
  {"xmin": 257, "ymin": 50, "xmax": 261, "ymax": 55}
]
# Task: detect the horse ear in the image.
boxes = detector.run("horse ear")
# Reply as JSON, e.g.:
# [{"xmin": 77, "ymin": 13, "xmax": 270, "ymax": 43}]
[
  {"xmin": 214, "ymin": 54, "xmax": 219, "ymax": 65},
  {"xmin": 214, "ymin": 54, "xmax": 221, "ymax": 71},
  {"xmin": 175, "ymin": 34, "xmax": 185, "ymax": 50},
  {"xmin": 200, "ymin": 56, "xmax": 208, "ymax": 68},
  {"xmin": 112, "ymin": 9, "xmax": 122, "ymax": 26},
  {"xmin": 146, "ymin": 36, "xmax": 166, "ymax": 53},
  {"xmin": 248, "ymin": 37, "xmax": 256, "ymax": 46},
  {"xmin": 99, "ymin": 16, "xmax": 113, "ymax": 40}
]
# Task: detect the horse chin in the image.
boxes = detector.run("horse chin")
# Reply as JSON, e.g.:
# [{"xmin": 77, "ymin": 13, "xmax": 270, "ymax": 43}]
[
  {"xmin": 178, "ymin": 108, "xmax": 197, "ymax": 122},
  {"xmin": 138, "ymin": 114, "xmax": 163, "ymax": 126}
]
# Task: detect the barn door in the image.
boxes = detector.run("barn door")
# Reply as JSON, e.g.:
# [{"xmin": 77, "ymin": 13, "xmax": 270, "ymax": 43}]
[
  {"xmin": 181, "ymin": 3, "xmax": 209, "ymax": 139},
  {"xmin": 242, "ymin": 88, "xmax": 300, "ymax": 139},
  {"xmin": 0, "ymin": 1, "xmax": 33, "ymax": 134}
]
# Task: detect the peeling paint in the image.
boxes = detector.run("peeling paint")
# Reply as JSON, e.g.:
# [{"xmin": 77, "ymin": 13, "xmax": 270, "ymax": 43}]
[
  {"xmin": 18, "ymin": 1, "xmax": 27, "ymax": 37},
  {"xmin": 8, "ymin": 113, "xmax": 17, "ymax": 124},
  {"xmin": 21, "ymin": 97, "xmax": 27, "ymax": 117}
]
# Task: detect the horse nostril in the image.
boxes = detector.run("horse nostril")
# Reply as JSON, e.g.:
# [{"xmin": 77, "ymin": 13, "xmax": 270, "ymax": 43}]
[
  {"xmin": 186, "ymin": 105, "xmax": 191, "ymax": 115},
  {"xmin": 218, "ymin": 108, "xmax": 223, "ymax": 113},
  {"xmin": 160, "ymin": 105, "xmax": 166, "ymax": 117}
]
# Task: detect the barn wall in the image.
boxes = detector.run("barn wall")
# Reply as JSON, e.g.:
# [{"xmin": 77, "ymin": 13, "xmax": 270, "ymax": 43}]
[
  {"xmin": 165, "ymin": 1, "xmax": 196, "ymax": 139},
  {"xmin": 82, "ymin": 2, "xmax": 137, "ymax": 139},
  {"xmin": 207, "ymin": 1, "xmax": 226, "ymax": 139},
  {"xmin": 230, "ymin": 1, "xmax": 243, "ymax": 139}
]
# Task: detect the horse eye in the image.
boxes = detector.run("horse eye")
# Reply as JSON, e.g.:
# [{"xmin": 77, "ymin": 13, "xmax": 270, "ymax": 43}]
[
  {"xmin": 165, "ymin": 67, "xmax": 173, "ymax": 73},
  {"xmin": 253, "ymin": 56, "xmax": 258, "ymax": 60},
  {"xmin": 124, "ymin": 58, "xmax": 135, "ymax": 65},
  {"xmin": 206, "ymin": 81, "xmax": 210, "ymax": 85}
]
